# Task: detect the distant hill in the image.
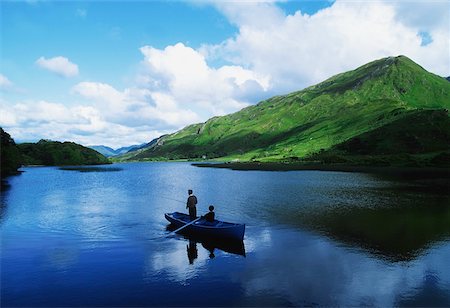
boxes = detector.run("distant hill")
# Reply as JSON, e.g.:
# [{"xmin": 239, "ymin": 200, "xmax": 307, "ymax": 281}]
[
  {"xmin": 110, "ymin": 137, "xmax": 164, "ymax": 161},
  {"xmin": 446, "ymin": 76, "xmax": 450, "ymax": 82},
  {"xmin": 1, "ymin": 128, "xmax": 22, "ymax": 177},
  {"xmin": 89, "ymin": 145, "xmax": 117, "ymax": 157},
  {"xmin": 19, "ymin": 140, "xmax": 110, "ymax": 166},
  {"xmin": 89, "ymin": 143, "xmax": 150, "ymax": 157},
  {"xmin": 116, "ymin": 55, "xmax": 450, "ymax": 167}
]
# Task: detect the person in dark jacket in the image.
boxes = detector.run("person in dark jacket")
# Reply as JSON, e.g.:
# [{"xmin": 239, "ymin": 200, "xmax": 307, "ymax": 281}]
[
  {"xmin": 203, "ymin": 205, "xmax": 215, "ymax": 222},
  {"xmin": 186, "ymin": 189, "xmax": 198, "ymax": 220}
]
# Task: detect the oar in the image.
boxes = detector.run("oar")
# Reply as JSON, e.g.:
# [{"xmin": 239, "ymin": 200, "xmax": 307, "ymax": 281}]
[{"xmin": 166, "ymin": 217, "xmax": 201, "ymax": 237}]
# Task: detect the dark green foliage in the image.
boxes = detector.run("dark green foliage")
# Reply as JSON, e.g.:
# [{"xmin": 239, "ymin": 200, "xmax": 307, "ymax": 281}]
[
  {"xmin": 118, "ymin": 56, "xmax": 450, "ymax": 165},
  {"xmin": 431, "ymin": 152, "xmax": 450, "ymax": 165},
  {"xmin": 1, "ymin": 128, "xmax": 23, "ymax": 177},
  {"xmin": 18, "ymin": 140, "xmax": 110, "ymax": 166},
  {"xmin": 308, "ymin": 110, "xmax": 450, "ymax": 167}
]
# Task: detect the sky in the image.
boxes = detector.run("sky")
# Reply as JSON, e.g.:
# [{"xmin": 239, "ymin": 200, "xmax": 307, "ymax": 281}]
[{"xmin": 1, "ymin": 0, "xmax": 449, "ymax": 148}]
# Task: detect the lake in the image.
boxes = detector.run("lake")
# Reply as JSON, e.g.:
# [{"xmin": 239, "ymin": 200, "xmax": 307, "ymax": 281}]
[{"xmin": 1, "ymin": 162, "xmax": 450, "ymax": 306}]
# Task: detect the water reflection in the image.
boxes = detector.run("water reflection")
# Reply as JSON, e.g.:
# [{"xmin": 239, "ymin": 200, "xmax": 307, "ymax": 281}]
[
  {"xmin": 166, "ymin": 224, "xmax": 246, "ymax": 264},
  {"xmin": 0, "ymin": 179, "xmax": 11, "ymax": 222},
  {"xmin": 396, "ymin": 271, "xmax": 450, "ymax": 306},
  {"xmin": 268, "ymin": 172, "xmax": 450, "ymax": 261},
  {"xmin": 302, "ymin": 202, "xmax": 450, "ymax": 261},
  {"xmin": 239, "ymin": 227, "xmax": 450, "ymax": 307},
  {"xmin": 59, "ymin": 166, "xmax": 123, "ymax": 172},
  {"xmin": 187, "ymin": 240, "xmax": 198, "ymax": 264}
]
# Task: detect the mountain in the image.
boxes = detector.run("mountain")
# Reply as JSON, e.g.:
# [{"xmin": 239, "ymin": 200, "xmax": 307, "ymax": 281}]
[
  {"xmin": 116, "ymin": 143, "xmax": 150, "ymax": 154},
  {"xmin": 89, "ymin": 143, "xmax": 150, "ymax": 157},
  {"xmin": 19, "ymin": 140, "xmax": 110, "ymax": 166},
  {"xmin": 110, "ymin": 137, "xmax": 164, "ymax": 161},
  {"xmin": 1, "ymin": 128, "xmax": 23, "ymax": 177},
  {"xmin": 117, "ymin": 56, "xmax": 450, "ymax": 165},
  {"xmin": 446, "ymin": 76, "xmax": 450, "ymax": 82},
  {"xmin": 89, "ymin": 145, "xmax": 117, "ymax": 157}
]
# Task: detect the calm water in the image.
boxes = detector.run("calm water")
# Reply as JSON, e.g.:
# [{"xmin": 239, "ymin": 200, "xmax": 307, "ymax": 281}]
[{"xmin": 1, "ymin": 162, "xmax": 450, "ymax": 307}]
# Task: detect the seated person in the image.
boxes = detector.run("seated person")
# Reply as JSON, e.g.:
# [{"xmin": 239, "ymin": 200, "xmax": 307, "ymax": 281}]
[{"xmin": 203, "ymin": 205, "xmax": 215, "ymax": 222}]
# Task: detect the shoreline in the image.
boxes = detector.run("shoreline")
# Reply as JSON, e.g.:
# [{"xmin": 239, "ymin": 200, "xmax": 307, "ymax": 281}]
[{"xmin": 191, "ymin": 162, "xmax": 450, "ymax": 178}]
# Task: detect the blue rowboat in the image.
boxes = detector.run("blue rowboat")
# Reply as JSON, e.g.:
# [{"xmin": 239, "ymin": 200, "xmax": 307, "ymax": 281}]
[{"xmin": 165, "ymin": 212, "xmax": 245, "ymax": 241}]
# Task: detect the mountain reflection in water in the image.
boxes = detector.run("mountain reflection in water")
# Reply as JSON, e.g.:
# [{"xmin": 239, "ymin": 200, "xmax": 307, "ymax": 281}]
[{"xmin": 267, "ymin": 172, "xmax": 450, "ymax": 261}]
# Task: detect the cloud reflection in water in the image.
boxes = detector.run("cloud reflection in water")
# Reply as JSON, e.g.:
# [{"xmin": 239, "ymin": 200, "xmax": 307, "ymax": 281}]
[{"xmin": 237, "ymin": 227, "xmax": 450, "ymax": 306}]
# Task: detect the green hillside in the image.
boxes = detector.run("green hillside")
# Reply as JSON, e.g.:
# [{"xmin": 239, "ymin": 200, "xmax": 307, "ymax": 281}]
[
  {"xmin": 118, "ymin": 56, "xmax": 450, "ymax": 164},
  {"xmin": 19, "ymin": 140, "xmax": 111, "ymax": 166}
]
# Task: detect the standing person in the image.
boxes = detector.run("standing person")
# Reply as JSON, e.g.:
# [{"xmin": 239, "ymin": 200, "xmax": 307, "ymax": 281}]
[{"xmin": 186, "ymin": 189, "xmax": 198, "ymax": 220}]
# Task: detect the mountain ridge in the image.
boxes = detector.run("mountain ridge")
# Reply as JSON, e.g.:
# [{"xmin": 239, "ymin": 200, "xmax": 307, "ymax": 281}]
[
  {"xmin": 89, "ymin": 143, "xmax": 150, "ymax": 157},
  {"xmin": 117, "ymin": 55, "xmax": 450, "ymax": 165}
]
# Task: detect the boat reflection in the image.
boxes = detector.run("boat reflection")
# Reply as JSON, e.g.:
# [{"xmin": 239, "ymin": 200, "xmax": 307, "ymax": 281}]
[
  {"xmin": 199, "ymin": 237, "xmax": 246, "ymax": 258},
  {"xmin": 167, "ymin": 224, "xmax": 246, "ymax": 263},
  {"xmin": 187, "ymin": 239, "xmax": 198, "ymax": 264}
]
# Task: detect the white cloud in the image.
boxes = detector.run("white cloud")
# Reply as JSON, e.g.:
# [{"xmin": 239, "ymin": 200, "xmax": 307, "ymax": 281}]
[
  {"xmin": 0, "ymin": 74, "xmax": 13, "ymax": 90},
  {"xmin": 0, "ymin": 99, "xmax": 17, "ymax": 126},
  {"xmin": 36, "ymin": 56, "xmax": 79, "ymax": 78},
  {"xmin": 0, "ymin": 98, "xmax": 161, "ymax": 148},
  {"xmin": 139, "ymin": 42, "xmax": 269, "ymax": 117},
  {"xmin": 71, "ymin": 81, "xmax": 201, "ymax": 129},
  {"xmin": 389, "ymin": 0, "xmax": 450, "ymax": 32},
  {"xmin": 72, "ymin": 82, "xmax": 124, "ymax": 105},
  {"xmin": 206, "ymin": 0, "xmax": 450, "ymax": 93}
]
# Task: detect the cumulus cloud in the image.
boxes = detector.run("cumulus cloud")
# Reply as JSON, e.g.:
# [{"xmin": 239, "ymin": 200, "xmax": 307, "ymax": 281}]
[
  {"xmin": 36, "ymin": 56, "xmax": 79, "ymax": 78},
  {"xmin": 138, "ymin": 42, "xmax": 269, "ymax": 117},
  {"xmin": 71, "ymin": 81, "xmax": 201, "ymax": 129},
  {"xmin": 0, "ymin": 98, "xmax": 160, "ymax": 148},
  {"xmin": 206, "ymin": 0, "xmax": 450, "ymax": 93}
]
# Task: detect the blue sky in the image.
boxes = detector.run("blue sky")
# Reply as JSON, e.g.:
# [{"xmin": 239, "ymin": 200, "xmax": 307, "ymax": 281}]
[
  {"xmin": 1, "ymin": 2, "xmax": 235, "ymax": 99},
  {"xmin": 1, "ymin": 0, "xmax": 449, "ymax": 147},
  {"xmin": 2, "ymin": 1, "xmax": 333, "ymax": 95}
]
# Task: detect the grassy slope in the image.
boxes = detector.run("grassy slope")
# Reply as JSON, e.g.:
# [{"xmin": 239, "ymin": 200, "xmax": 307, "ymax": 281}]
[
  {"xmin": 19, "ymin": 140, "xmax": 111, "ymax": 166},
  {"xmin": 120, "ymin": 56, "xmax": 450, "ymax": 162}
]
